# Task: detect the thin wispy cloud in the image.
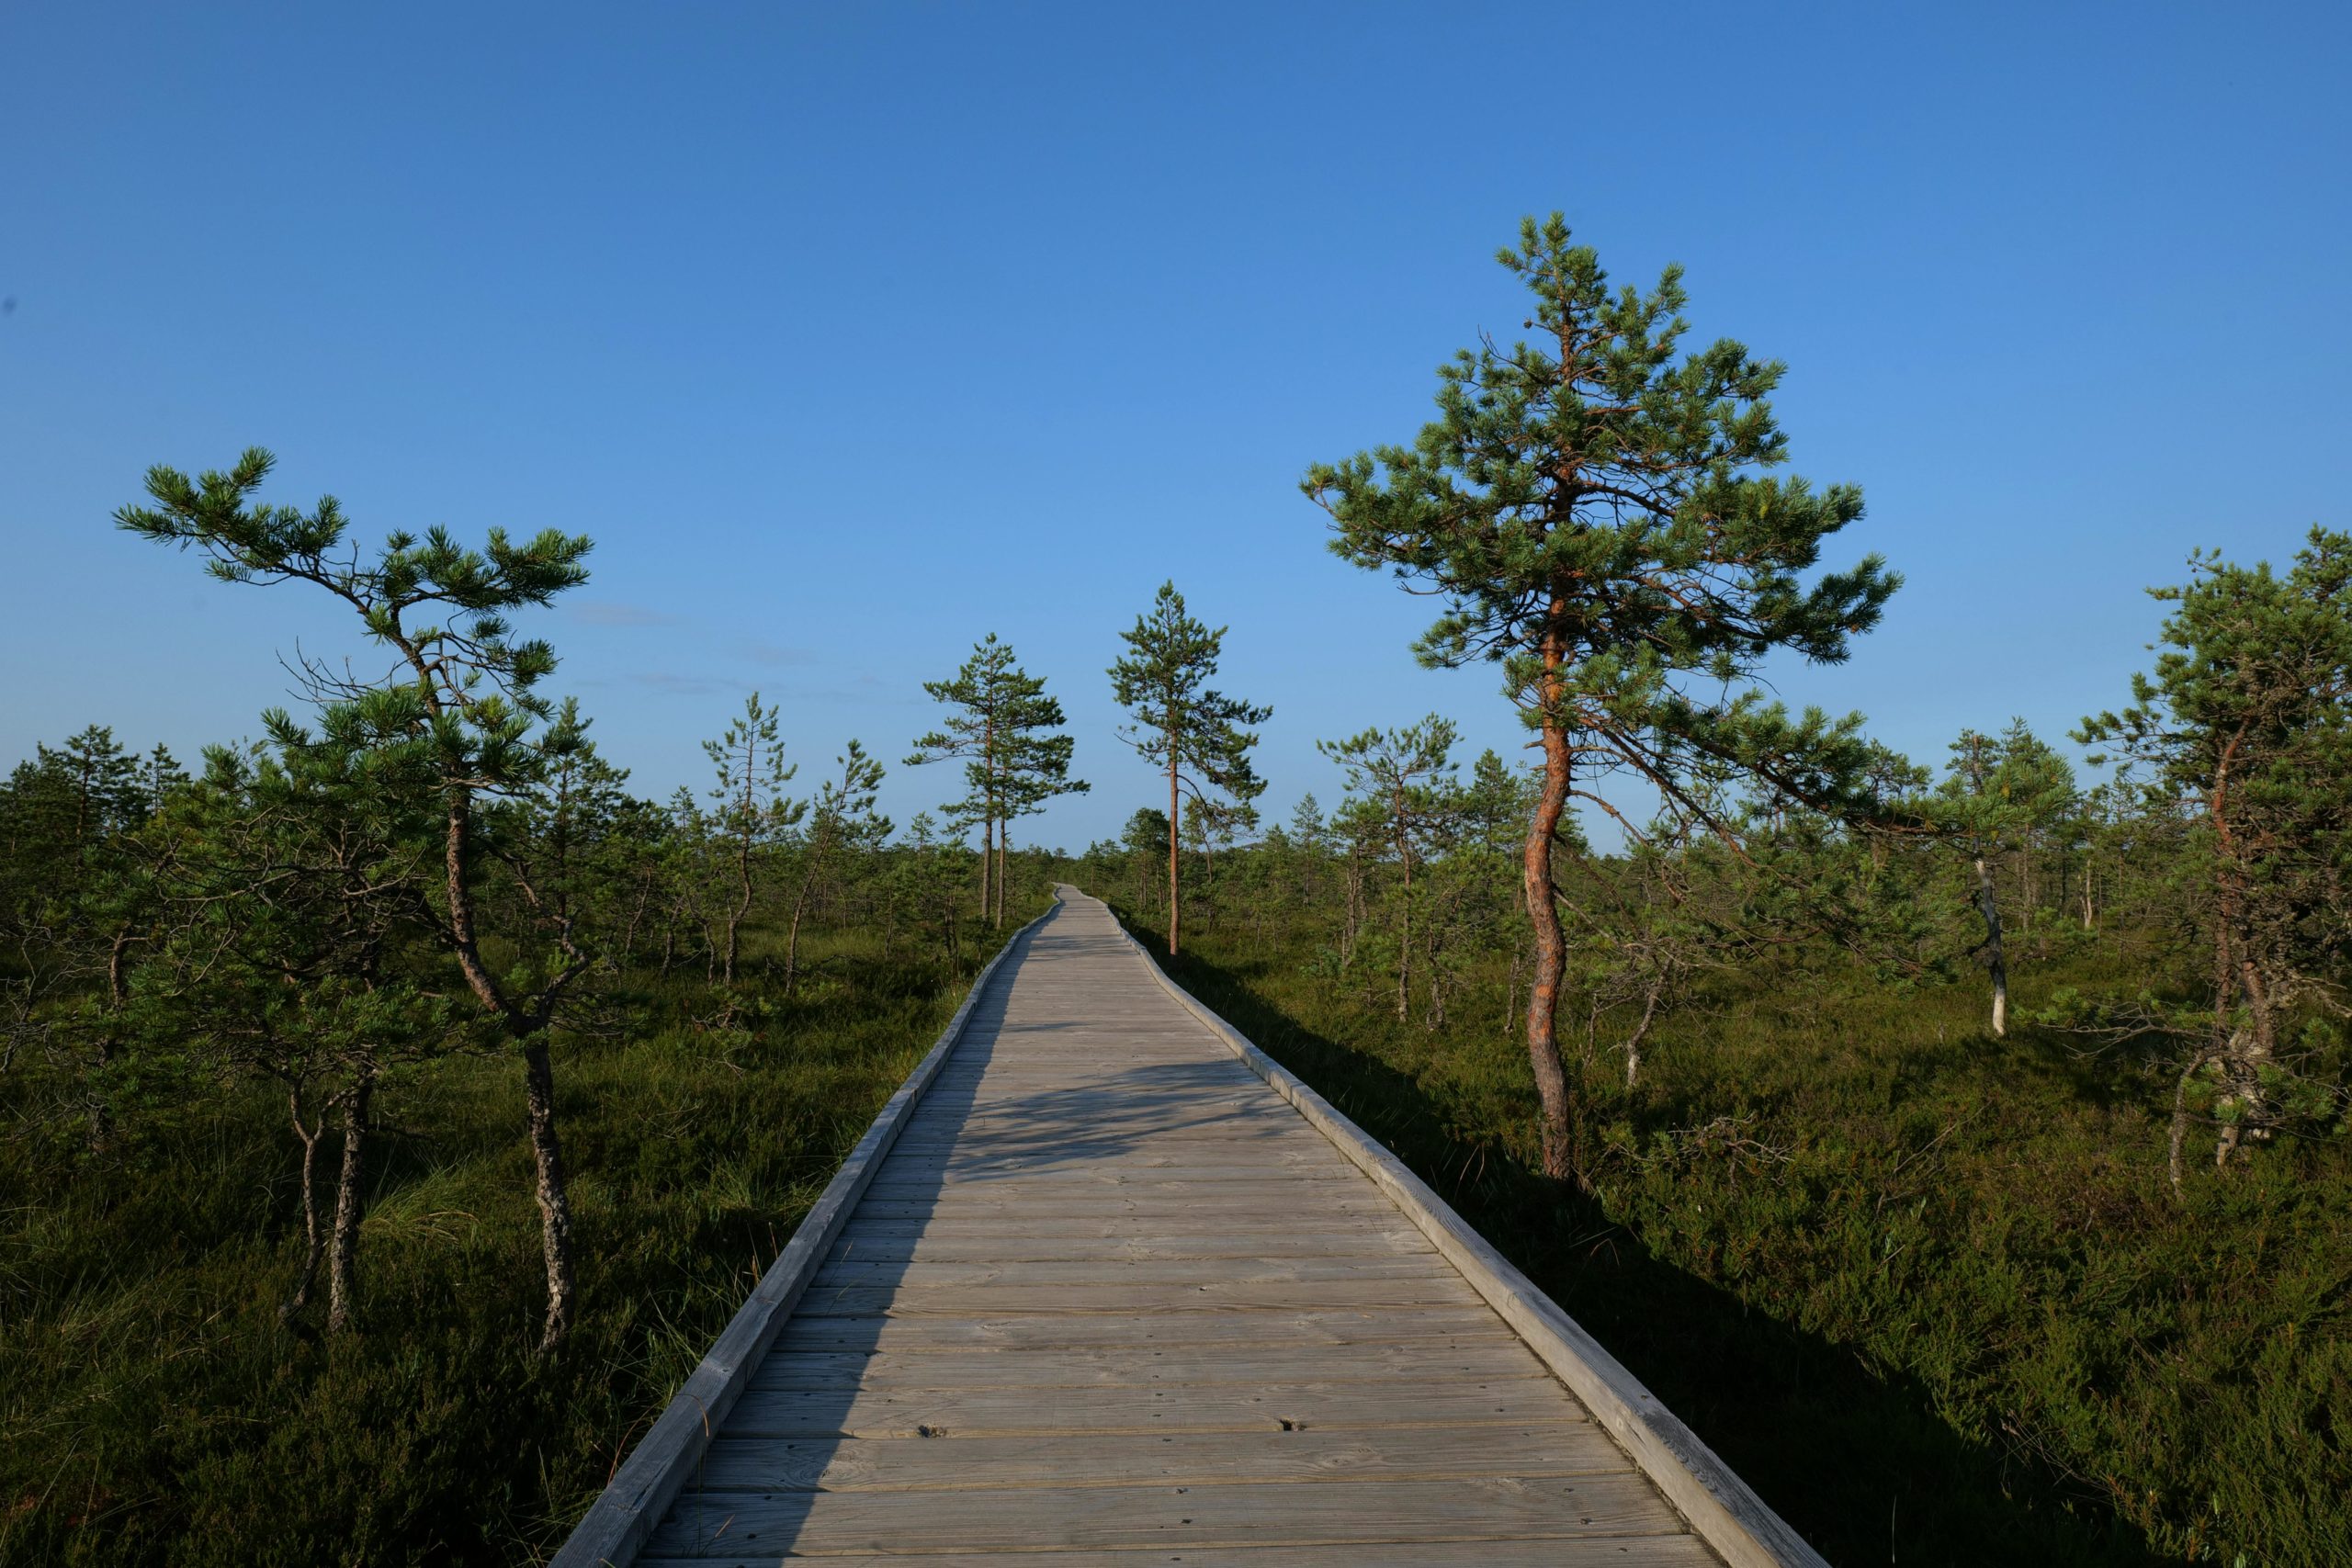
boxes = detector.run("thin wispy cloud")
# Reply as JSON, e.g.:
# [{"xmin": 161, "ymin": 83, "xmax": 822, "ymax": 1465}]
[
  {"xmin": 729, "ymin": 637, "xmax": 822, "ymax": 667},
  {"xmin": 575, "ymin": 670, "xmax": 748, "ymax": 697},
  {"xmin": 571, "ymin": 602, "xmax": 680, "ymax": 628}
]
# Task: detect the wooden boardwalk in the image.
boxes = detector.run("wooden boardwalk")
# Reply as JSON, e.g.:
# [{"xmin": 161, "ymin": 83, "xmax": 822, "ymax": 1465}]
[{"xmin": 628, "ymin": 891, "xmax": 1721, "ymax": 1566}]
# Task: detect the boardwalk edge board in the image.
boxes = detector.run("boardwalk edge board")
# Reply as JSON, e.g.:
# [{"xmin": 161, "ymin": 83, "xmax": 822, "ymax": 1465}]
[
  {"xmin": 548, "ymin": 903, "xmax": 1058, "ymax": 1568},
  {"xmin": 1102, "ymin": 891, "xmax": 1830, "ymax": 1568}
]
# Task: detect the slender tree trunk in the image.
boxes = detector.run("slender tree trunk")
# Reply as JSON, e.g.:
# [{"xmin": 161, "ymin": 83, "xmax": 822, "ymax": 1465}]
[
  {"xmin": 784, "ymin": 856, "xmax": 818, "ymax": 996},
  {"xmin": 1623, "ymin": 976, "xmax": 1666, "ymax": 1091},
  {"xmin": 1340, "ymin": 849, "xmax": 1364, "ymax": 973},
  {"xmin": 445, "ymin": 792, "xmax": 577, "ymax": 1350},
  {"xmin": 724, "ymin": 818, "xmax": 752, "ymax": 985},
  {"xmin": 521, "ymin": 1035, "xmax": 576, "ymax": 1349},
  {"xmin": 326, "ymin": 1071, "xmax": 373, "ymax": 1334},
  {"xmin": 621, "ymin": 877, "xmax": 652, "ymax": 964},
  {"xmin": 282, "ymin": 1086, "xmax": 326, "ymax": 1321},
  {"xmin": 983, "ymin": 716, "xmax": 999, "ymax": 928},
  {"xmin": 1503, "ymin": 947, "xmax": 1522, "ymax": 1039},
  {"xmin": 1522, "ymin": 639, "xmax": 1577, "ymax": 1183},
  {"xmin": 1396, "ymin": 810, "xmax": 1412, "ymax": 1022},
  {"xmin": 2219, "ymin": 955, "xmax": 2278, "ymax": 1157},
  {"xmin": 979, "ymin": 814, "xmax": 995, "ymax": 928},
  {"xmin": 2169, "ymin": 1044, "xmax": 2216, "ymax": 1193},
  {"xmin": 1200, "ymin": 836, "xmax": 1216, "ymax": 929},
  {"xmin": 1166, "ymin": 750, "xmax": 1182, "ymax": 957},
  {"xmin": 2206, "ymin": 729, "xmax": 2253, "ymax": 1166},
  {"xmin": 1973, "ymin": 853, "xmax": 2007, "ymax": 1037},
  {"xmin": 1423, "ymin": 918, "xmax": 1445, "ymax": 1029}
]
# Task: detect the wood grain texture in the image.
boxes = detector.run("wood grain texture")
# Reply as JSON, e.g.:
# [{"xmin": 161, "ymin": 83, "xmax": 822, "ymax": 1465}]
[
  {"xmin": 649, "ymin": 1472, "xmax": 1685, "ymax": 1556},
  {"xmin": 745, "ymin": 1338, "xmax": 1544, "ymax": 1392},
  {"xmin": 571, "ymin": 890, "xmax": 1736, "ymax": 1566},
  {"xmin": 767, "ymin": 1305, "xmax": 1512, "ymax": 1354},
  {"xmin": 638, "ymin": 1540, "xmax": 1719, "ymax": 1567},
  {"xmin": 687, "ymin": 1421, "xmax": 1622, "ymax": 1491}
]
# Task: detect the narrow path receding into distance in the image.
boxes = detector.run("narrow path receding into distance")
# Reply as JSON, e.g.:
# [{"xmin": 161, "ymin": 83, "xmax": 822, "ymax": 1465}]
[{"xmin": 638, "ymin": 889, "xmax": 1712, "ymax": 1566}]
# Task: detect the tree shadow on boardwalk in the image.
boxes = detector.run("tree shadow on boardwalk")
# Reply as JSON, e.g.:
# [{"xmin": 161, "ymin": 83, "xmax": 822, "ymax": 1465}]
[{"xmin": 1142, "ymin": 935, "xmax": 2178, "ymax": 1568}]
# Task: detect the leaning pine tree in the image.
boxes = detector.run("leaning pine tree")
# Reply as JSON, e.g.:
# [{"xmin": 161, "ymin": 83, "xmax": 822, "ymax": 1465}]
[
  {"xmin": 1306, "ymin": 215, "xmax": 1898, "ymax": 1181},
  {"xmin": 118, "ymin": 449, "xmax": 602, "ymax": 1348}
]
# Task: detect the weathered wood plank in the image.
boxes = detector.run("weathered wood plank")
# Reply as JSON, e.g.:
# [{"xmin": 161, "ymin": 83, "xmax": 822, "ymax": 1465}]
[
  {"xmin": 647, "ymin": 1473, "xmax": 1685, "ymax": 1556},
  {"xmin": 746, "ymin": 1337, "xmax": 1545, "ymax": 1393},
  {"xmin": 718, "ymin": 1374, "xmax": 1575, "ymax": 1439},
  {"xmin": 808, "ymin": 1256, "xmax": 1453, "ymax": 1288},
  {"xmin": 879, "ymin": 1145, "xmax": 1355, "ymax": 1170},
  {"xmin": 835, "ymin": 1214, "xmax": 1426, "ymax": 1241},
  {"xmin": 683, "ymin": 1421, "xmax": 1621, "ymax": 1492},
  {"xmin": 793, "ymin": 1278, "xmax": 1487, "ymax": 1317},
  {"xmin": 638, "ymin": 1543, "xmax": 1720, "ymax": 1568},
  {"xmin": 827, "ymin": 1229, "xmax": 1436, "ymax": 1262},
  {"xmin": 850, "ymin": 1192, "xmax": 1400, "ymax": 1221},
  {"xmin": 769, "ymin": 1306, "xmax": 1516, "ymax": 1354},
  {"xmin": 865, "ymin": 1162, "xmax": 1362, "ymax": 1189}
]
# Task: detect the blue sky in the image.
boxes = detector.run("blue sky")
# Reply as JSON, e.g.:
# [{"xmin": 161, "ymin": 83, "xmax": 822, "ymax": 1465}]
[{"xmin": 5, "ymin": 3, "xmax": 2346, "ymax": 850}]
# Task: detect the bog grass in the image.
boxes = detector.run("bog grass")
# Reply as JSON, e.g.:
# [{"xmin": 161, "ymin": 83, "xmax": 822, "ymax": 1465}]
[
  {"xmin": 1129, "ymin": 909, "xmax": 2352, "ymax": 1568},
  {"xmin": 0, "ymin": 918, "xmax": 1029, "ymax": 1566}
]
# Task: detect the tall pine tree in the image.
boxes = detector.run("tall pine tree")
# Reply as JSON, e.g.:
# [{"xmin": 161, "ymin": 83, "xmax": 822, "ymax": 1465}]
[
  {"xmin": 1306, "ymin": 215, "xmax": 1897, "ymax": 1179},
  {"xmin": 909, "ymin": 635, "xmax": 1088, "ymax": 928},
  {"xmin": 703, "ymin": 692, "xmax": 801, "ymax": 985},
  {"xmin": 1108, "ymin": 582, "xmax": 1270, "ymax": 956}
]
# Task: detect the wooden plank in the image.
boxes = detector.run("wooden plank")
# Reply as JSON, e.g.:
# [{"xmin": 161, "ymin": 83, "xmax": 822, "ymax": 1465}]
[
  {"xmin": 718, "ymin": 1375, "xmax": 1575, "ymax": 1438},
  {"xmin": 747, "ymin": 1338, "xmax": 1546, "ymax": 1393},
  {"xmin": 685, "ymin": 1422, "xmax": 1623, "ymax": 1492},
  {"xmin": 865, "ymin": 1173, "xmax": 1364, "ymax": 1196},
  {"xmin": 865, "ymin": 1162, "xmax": 1361, "ymax": 1188},
  {"xmin": 770, "ymin": 1306, "xmax": 1515, "ymax": 1354},
  {"xmin": 902, "ymin": 1091, "xmax": 1290, "ymax": 1112},
  {"xmin": 832, "ymin": 1213, "xmax": 1411, "ymax": 1241},
  {"xmin": 826, "ymin": 1230, "xmax": 1436, "ymax": 1262},
  {"xmin": 887, "ymin": 1122, "xmax": 1317, "ymax": 1147},
  {"xmin": 849, "ymin": 1193, "xmax": 1400, "ymax": 1221},
  {"xmin": 881, "ymin": 1142, "xmax": 1352, "ymax": 1166},
  {"xmin": 895, "ymin": 1114, "xmax": 1300, "ymax": 1136},
  {"xmin": 808, "ymin": 1256, "xmax": 1453, "ymax": 1288},
  {"xmin": 792, "ymin": 1278, "xmax": 1485, "ymax": 1317},
  {"xmin": 638, "ymin": 1542, "xmax": 1719, "ymax": 1568},
  {"xmin": 646, "ymin": 1473, "xmax": 1685, "ymax": 1556}
]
